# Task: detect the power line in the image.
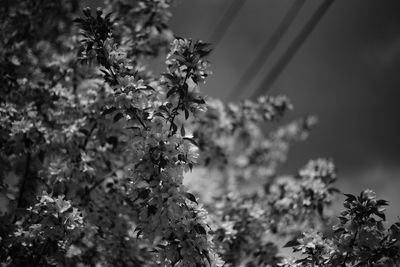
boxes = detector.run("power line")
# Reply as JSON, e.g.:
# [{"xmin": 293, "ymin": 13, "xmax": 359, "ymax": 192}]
[
  {"xmin": 209, "ymin": 0, "xmax": 247, "ymax": 47},
  {"xmin": 251, "ymin": 0, "xmax": 334, "ymax": 99},
  {"xmin": 230, "ymin": 0, "xmax": 306, "ymax": 101}
]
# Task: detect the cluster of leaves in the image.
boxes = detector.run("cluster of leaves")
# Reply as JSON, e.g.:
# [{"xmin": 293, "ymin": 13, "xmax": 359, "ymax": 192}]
[
  {"xmin": 104, "ymin": 0, "xmax": 174, "ymax": 57},
  {"xmin": 282, "ymin": 189, "xmax": 400, "ymax": 266},
  {"xmin": 2, "ymin": 193, "xmax": 83, "ymax": 266},
  {"xmin": 0, "ymin": 1, "xmax": 399, "ymax": 267}
]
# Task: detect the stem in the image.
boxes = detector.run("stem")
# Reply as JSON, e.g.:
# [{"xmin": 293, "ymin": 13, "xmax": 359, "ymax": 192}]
[
  {"xmin": 107, "ymin": 66, "xmax": 118, "ymax": 85},
  {"xmin": 168, "ymin": 98, "xmax": 182, "ymax": 136},
  {"xmin": 85, "ymin": 177, "xmax": 106, "ymax": 196},
  {"xmin": 133, "ymin": 111, "xmax": 147, "ymax": 130},
  {"xmin": 341, "ymin": 229, "xmax": 359, "ymax": 266},
  {"xmin": 168, "ymin": 69, "xmax": 191, "ymax": 136},
  {"xmin": 81, "ymin": 121, "xmax": 97, "ymax": 150},
  {"xmin": 72, "ymin": 65, "xmax": 79, "ymax": 105},
  {"xmin": 16, "ymin": 152, "xmax": 31, "ymax": 209},
  {"xmin": 34, "ymin": 239, "xmax": 49, "ymax": 266}
]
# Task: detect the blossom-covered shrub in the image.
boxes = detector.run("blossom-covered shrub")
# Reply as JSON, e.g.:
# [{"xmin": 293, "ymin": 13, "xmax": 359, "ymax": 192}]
[{"xmin": 0, "ymin": 1, "xmax": 399, "ymax": 266}]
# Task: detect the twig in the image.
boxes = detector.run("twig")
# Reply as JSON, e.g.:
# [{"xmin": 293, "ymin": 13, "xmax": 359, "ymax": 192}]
[
  {"xmin": 81, "ymin": 121, "xmax": 97, "ymax": 150},
  {"xmin": 34, "ymin": 239, "xmax": 49, "ymax": 266},
  {"xmin": 168, "ymin": 69, "xmax": 191, "ymax": 136},
  {"xmin": 341, "ymin": 229, "xmax": 358, "ymax": 266},
  {"xmin": 16, "ymin": 151, "xmax": 31, "ymax": 209}
]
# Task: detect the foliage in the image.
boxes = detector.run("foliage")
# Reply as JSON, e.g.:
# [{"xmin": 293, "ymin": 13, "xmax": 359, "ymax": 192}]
[
  {"xmin": 282, "ymin": 189, "xmax": 400, "ymax": 266},
  {"xmin": 0, "ymin": 0, "xmax": 399, "ymax": 266}
]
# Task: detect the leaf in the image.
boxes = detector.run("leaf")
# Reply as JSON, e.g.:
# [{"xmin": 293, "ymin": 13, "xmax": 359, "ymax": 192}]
[
  {"xmin": 79, "ymin": 128, "xmax": 90, "ymax": 136},
  {"xmin": 184, "ymin": 108, "xmax": 189, "ymax": 120},
  {"xmin": 162, "ymin": 73, "xmax": 176, "ymax": 82},
  {"xmin": 138, "ymin": 189, "xmax": 150, "ymax": 199},
  {"xmin": 296, "ymin": 258, "xmax": 308, "ymax": 264},
  {"xmin": 344, "ymin": 193, "xmax": 357, "ymax": 202},
  {"xmin": 185, "ymin": 193, "xmax": 197, "ymax": 204},
  {"xmin": 181, "ymin": 83, "xmax": 188, "ymax": 96},
  {"xmin": 159, "ymin": 105, "xmax": 169, "ymax": 113},
  {"xmin": 377, "ymin": 199, "xmax": 389, "ymax": 206},
  {"xmin": 194, "ymin": 42, "xmax": 211, "ymax": 50},
  {"xmin": 86, "ymin": 41, "xmax": 94, "ymax": 53},
  {"xmin": 317, "ymin": 202, "xmax": 323, "ymax": 216},
  {"xmin": 83, "ymin": 7, "xmax": 92, "ymax": 17},
  {"xmin": 375, "ymin": 211, "xmax": 386, "ymax": 221},
  {"xmin": 338, "ymin": 216, "xmax": 348, "ymax": 224},
  {"xmin": 166, "ymin": 89, "xmax": 175, "ymax": 98},
  {"xmin": 334, "ymin": 227, "xmax": 345, "ymax": 233},
  {"xmin": 183, "ymin": 137, "xmax": 198, "ymax": 147},
  {"xmin": 125, "ymin": 126, "xmax": 141, "ymax": 131},
  {"xmin": 105, "ymin": 12, "xmax": 113, "ymax": 21},
  {"xmin": 102, "ymin": 106, "xmax": 117, "ymax": 116},
  {"xmin": 136, "ymin": 229, "xmax": 142, "ymax": 238},
  {"xmin": 328, "ymin": 187, "xmax": 341, "ymax": 194},
  {"xmin": 73, "ymin": 18, "xmax": 85, "ymax": 24},
  {"xmin": 100, "ymin": 68, "xmax": 110, "ymax": 76},
  {"xmin": 171, "ymin": 122, "xmax": 178, "ymax": 135},
  {"xmin": 147, "ymin": 205, "xmax": 157, "ymax": 216},
  {"xmin": 198, "ymin": 49, "xmax": 212, "ymax": 58},
  {"xmin": 202, "ymin": 250, "xmax": 212, "ymax": 266},
  {"xmin": 113, "ymin": 112, "xmax": 124, "ymax": 122},
  {"xmin": 194, "ymin": 224, "xmax": 206, "ymax": 235},
  {"xmin": 283, "ymin": 238, "xmax": 300, "ymax": 248},
  {"xmin": 153, "ymin": 112, "xmax": 166, "ymax": 119},
  {"xmin": 191, "ymin": 98, "xmax": 205, "ymax": 104},
  {"xmin": 180, "ymin": 124, "xmax": 185, "ymax": 136},
  {"xmin": 173, "ymin": 54, "xmax": 186, "ymax": 64},
  {"xmin": 159, "ymin": 157, "xmax": 168, "ymax": 169},
  {"xmin": 106, "ymin": 136, "xmax": 118, "ymax": 147}
]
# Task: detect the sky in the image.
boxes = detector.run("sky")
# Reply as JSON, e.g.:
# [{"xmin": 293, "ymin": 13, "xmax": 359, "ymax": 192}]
[{"xmin": 168, "ymin": 0, "xmax": 400, "ymax": 221}]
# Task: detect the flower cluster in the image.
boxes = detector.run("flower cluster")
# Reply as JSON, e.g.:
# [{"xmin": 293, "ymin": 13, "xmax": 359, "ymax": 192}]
[{"xmin": 266, "ymin": 159, "xmax": 338, "ymax": 235}]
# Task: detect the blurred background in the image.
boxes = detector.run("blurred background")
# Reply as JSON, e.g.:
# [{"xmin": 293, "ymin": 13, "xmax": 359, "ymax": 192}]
[
  {"xmin": 90, "ymin": 0, "xmax": 400, "ymax": 221},
  {"xmin": 169, "ymin": 0, "xmax": 400, "ymax": 222}
]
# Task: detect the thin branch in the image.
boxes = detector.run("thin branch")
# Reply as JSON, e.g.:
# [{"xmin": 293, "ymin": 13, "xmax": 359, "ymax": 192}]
[
  {"xmin": 85, "ymin": 177, "xmax": 106, "ymax": 196},
  {"xmin": 168, "ymin": 69, "xmax": 191, "ymax": 136},
  {"xmin": 81, "ymin": 121, "xmax": 97, "ymax": 150},
  {"xmin": 107, "ymin": 65, "xmax": 118, "ymax": 85},
  {"xmin": 341, "ymin": 229, "xmax": 358, "ymax": 266},
  {"xmin": 34, "ymin": 239, "xmax": 49, "ymax": 266},
  {"xmin": 16, "ymin": 151, "xmax": 31, "ymax": 209},
  {"xmin": 133, "ymin": 111, "xmax": 147, "ymax": 130}
]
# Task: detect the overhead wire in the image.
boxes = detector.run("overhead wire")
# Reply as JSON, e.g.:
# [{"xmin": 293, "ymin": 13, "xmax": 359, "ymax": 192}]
[
  {"xmin": 209, "ymin": 0, "xmax": 247, "ymax": 47},
  {"xmin": 251, "ymin": 0, "xmax": 335, "ymax": 99},
  {"xmin": 230, "ymin": 0, "xmax": 306, "ymax": 100}
]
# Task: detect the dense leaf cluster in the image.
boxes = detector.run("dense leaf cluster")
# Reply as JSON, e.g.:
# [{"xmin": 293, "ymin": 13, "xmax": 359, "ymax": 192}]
[
  {"xmin": 0, "ymin": 1, "xmax": 399, "ymax": 266},
  {"xmin": 282, "ymin": 190, "xmax": 400, "ymax": 266}
]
